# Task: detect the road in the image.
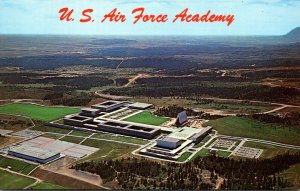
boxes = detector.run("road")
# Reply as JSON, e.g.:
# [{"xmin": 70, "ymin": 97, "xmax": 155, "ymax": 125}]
[
  {"xmin": 124, "ymin": 73, "xmax": 149, "ymax": 87},
  {"xmin": 0, "ymin": 99, "xmax": 43, "ymax": 103}
]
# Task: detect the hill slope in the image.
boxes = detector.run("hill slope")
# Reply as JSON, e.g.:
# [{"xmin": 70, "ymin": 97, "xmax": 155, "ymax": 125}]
[{"xmin": 285, "ymin": 27, "xmax": 300, "ymax": 40}]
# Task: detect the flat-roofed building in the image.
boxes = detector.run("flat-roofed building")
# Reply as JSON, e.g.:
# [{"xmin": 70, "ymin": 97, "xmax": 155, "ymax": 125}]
[
  {"xmin": 91, "ymin": 101, "xmax": 124, "ymax": 112},
  {"xmin": 96, "ymin": 120, "xmax": 160, "ymax": 139},
  {"xmin": 190, "ymin": 126, "xmax": 213, "ymax": 143},
  {"xmin": 63, "ymin": 114, "xmax": 93, "ymax": 127},
  {"xmin": 140, "ymin": 139, "xmax": 193, "ymax": 160},
  {"xmin": 128, "ymin": 102, "xmax": 153, "ymax": 110},
  {"xmin": 80, "ymin": 108, "xmax": 101, "ymax": 117},
  {"xmin": 168, "ymin": 127, "xmax": 202, "ymax": 140},
  {"xmin": 8, "ymin": 145, "xmax": 60, "ymax": 164},
  {"xmin": 157, "ymin": 136, "xmax": 182, "ymax": 149}
]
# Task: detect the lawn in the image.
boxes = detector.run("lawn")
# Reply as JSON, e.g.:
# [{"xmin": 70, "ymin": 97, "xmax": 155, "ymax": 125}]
[
  {"xmin": 191, "ymin": 148, "xmax": 210, "ymax": 160},
  {"xmin": 92, "ymin": 133, "xmax": 149, "ymax": 145},
  {"xmin": 31, "ymin": 124, "xmax": 71, "ymax": 134},
  {"xmin": 193, "ymin": 135, "xmax": 211, "ymax": 148},
  {"xmin": 204, "ymin": 116, "xmax": 300, "ymax": 146},
  {"xmin": 31, "ymin": 182, "xmax": 71, "ymax": 189},
  {"xmin": 80, "ymin": 139, "xmax": 138, "ymax": 162},
  {"xmin": 0, "ymin": 103, "xmax": 79, "ymax": 122},
  {"xmin": 70, "ymin": 130, "xmax": 92, "ymax": 137},
  {"xmin": 60, "ymin": 136, "xmax": 85, "ymax": 144},
  {"xmin": 243, "ymin": 141, "xmax": 299, "ymax": 159},
  {"xmin": 0, "ymin": 155, "xmax": 37, "ymax": 175},
  {"xmin": 217, "ymin": 150, "xmax": 231, "ymax": 158},
  {"xmin": 0, "ymin": 169, "xmax": 36, "ymax": 189},
  {"xmin": 123, "ymin": 111, "xmax": 169, "ymax": 126},
  {"xmin": 42, "ymin": 133, "xmax": 64, "ymax": 140},
  {"xmin": 177, "ymin": 152, "xmax": 192, "ymax": 162}
]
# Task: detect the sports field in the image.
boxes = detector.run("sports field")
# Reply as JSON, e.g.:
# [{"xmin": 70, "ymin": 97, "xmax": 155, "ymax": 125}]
[
  {"xmin": 205, "ymin": 116, "xmax": 300, "ymax": 146},
  {"xmin": 0, "ymin": 155, "xmax": 37, "ymax": 175},
  {"xmin": 0, "ymin": 103, "xmax": 78, "ymax": 121},
  {"xmin": 123, "ymin": 111, "xmax": 169, "ymax": 126},
  {"xmin": 0, "ymin": 169, "xmax": 36, "ymax": 189}
]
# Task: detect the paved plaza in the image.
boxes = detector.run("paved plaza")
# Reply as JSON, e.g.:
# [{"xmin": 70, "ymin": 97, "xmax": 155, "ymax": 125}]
[{"xmin": 21, "ymin": 136, "xmax": 98, "ymax": 158}]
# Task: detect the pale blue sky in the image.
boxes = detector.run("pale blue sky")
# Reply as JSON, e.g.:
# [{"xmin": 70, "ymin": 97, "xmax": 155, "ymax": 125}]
[{"xmin": 0, "ymin": 0, "xmax": 299, "ymax": 35}]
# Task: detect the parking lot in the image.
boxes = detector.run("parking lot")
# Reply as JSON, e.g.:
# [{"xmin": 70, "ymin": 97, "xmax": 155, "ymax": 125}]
[{"xmin": 231, "ymin": 146, "xmax": 263, "ymax": 159}]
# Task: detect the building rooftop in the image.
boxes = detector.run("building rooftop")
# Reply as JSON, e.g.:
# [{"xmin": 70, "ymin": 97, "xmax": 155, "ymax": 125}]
[
  {"xmin": 128, "ymin": 102, "xmax": 153, "ymax": 109},
  {"xmin": 9, "ymin": 145, "xmax": 59, "ymax": 160},
  {"xmin": 81, "ymin": 108, "xmax": 100, "ymax": 112},
  {"xmin": 168, "ymin": 127, "xmax": 202, "ymax": 140},
  {"xmin": 92, "ymin": 101, "xmax": 123, "ymax": 108},
  {"xmin": 190, "ymin": 126, "xmax": 213, "ymax": 140},
  {"xmin": 159, "ymin": 136, "xmax": 181, "ymax": 143}
]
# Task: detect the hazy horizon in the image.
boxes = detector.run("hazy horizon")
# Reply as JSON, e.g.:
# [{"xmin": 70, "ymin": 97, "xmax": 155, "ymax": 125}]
[{"xmin": 0, "ymin": 0, "xmax": 300, "ymax": 36}]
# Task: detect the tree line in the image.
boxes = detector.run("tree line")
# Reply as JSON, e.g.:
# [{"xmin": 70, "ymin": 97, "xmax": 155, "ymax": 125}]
[
  {"xmin": 154, "ymin": 105, "xmax": 225, "ymax": 120},
  {"xmin": 72, "ymin": 152, "xmax": 300, "ymax": 190}
]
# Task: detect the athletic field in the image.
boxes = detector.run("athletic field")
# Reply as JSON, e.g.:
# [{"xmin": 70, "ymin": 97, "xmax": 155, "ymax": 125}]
[
  {"xmin": 123, "ymin": 111, "xmax": 169, "ymax": 126},
  {"xmin": 0, "ymin": 103, "xmax": 78, "ymax": 121}
]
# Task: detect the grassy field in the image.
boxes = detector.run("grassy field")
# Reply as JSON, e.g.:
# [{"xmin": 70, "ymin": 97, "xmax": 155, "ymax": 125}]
[
  {"xmin": 177, "ymin": 152, "xmax": 192, "ymax": 162},
  {"xmin": 60, "ymin": 136, "xmax": 85, "ymax": 144},
  {"xmin": 41, "ymin": 133, "xmax": 64, "ymax": 140},
  {"xmin": 0, "ymin": 169, "xmax": 36, "ymax": 189},
  {"xmin": 193, "ymin": 136, "xmax": 212, "ymax": 148},
  {"xmin": 31, "ymin": 124, "xmax": 71, "ymax": 134},
  {"xmin": 278, "ymin": 164, "xmax": 300, "ymax": 189},
  {"xmin": 92, "ymin": 133, "xmax": 148, "ymax": 145},
  {"xmin": 80, "ymin": 139, "xmax": 138, "ymax": 162},
  {"xmin": 70, "ymin": 130, "xmax": 92, "ymax": 137},
  {"xmin": 205, "ymin": 116, "xmax": 300, "ymax": 146},
  {"xmin": 130, "ymin": 97, "xmax": 275, "ymax": 114},
  {"xmin": 123, "ymin": 111, "xmax": 169, "ymax": 126},
  {"xmin": 0, "ymin": 103, "xmax": 78, "ymax": 121},
  {"xmin": 191, "ymin": 148, "xmax": 210, "ymax": 160},
  {"xmin": 217, "ymin": 150, "xmax": 231, "ymax": 158},
  {"xmin": 243, "ymin": 141, "xmax": 299, "ymax": 159},
  {"xmin": 31, "ymin": 182, "xmax": 71, "ymax": 189},
  {"xmin": 0, "ymin": 155, "xmax": 37, "ymax": 175}
]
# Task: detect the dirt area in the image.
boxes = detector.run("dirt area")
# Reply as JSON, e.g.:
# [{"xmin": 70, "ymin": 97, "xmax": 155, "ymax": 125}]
[
  {"xmin": 0, "ymin": 136, "xmax": 23, "ymax": 147},
  {"xmin": 194, "ymin": 108, "xmax": 235, "ymax": 116},
  {"xmin": 186, "ymin": 118, "xmax": 209, "ymax": 128},
  {"xmin": 262, "ymin": 78, "xmax": 300, "ymax": 90},
  {"xmin": 30, "ymin": 168, "xmax": 103, "ymax": 189},
  {"xmin": 86, "ymin": 98, "xmax": 107, "ymax": 107},
  {"xmin": 124, "ymin": 73, "xmax": 151, "ymax": 87},
  {"xmin": 161, "ymin": 118, "xmax": 176, "ymax": 127},
  {"xmin": 37, "ymin": 157, "xmax": 104, "ymax": 189},
  {"xmin": 0, "ymin": 114, "xmax": 33, "ymax": 132}
]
